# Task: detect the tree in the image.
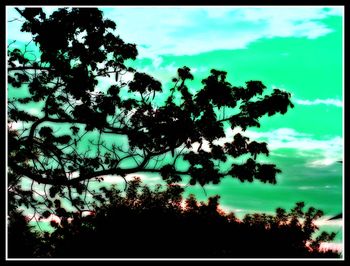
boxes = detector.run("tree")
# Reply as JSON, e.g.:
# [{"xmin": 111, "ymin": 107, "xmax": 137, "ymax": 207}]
[
  {"xmin": 8, "ymin": 178, "xmax": 340, "ymax": 258},
  {"xmin": 7, "ymin": 8, "xmax": 294, "ymax": 218},
  {"xmin": 7, "ymin": 209, "xmax": 44, "ymax": 258}
]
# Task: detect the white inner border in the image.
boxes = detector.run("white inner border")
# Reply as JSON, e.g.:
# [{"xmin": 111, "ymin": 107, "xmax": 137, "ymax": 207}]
[{"xmin": 5, "ymin": 5, "xmax": 345, "ymax": 261}]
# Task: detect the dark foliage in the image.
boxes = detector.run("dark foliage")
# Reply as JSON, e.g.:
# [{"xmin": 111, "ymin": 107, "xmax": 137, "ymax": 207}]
[
  {"xmin": 8, "ymin": 178, "xmax": 340, "ymax": 258},
  {"xmin": 7, "ymin": 7, "xmax": 294, "ymax": 216},
  {"xmin": 7, "ymin": 210, "xmax": 44, "ymax": 258}
]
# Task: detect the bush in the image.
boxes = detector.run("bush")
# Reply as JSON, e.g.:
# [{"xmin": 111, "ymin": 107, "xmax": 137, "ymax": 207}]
[{"xmin": 8, "ymin": 177, "xmax": 339, "ymax": 258}]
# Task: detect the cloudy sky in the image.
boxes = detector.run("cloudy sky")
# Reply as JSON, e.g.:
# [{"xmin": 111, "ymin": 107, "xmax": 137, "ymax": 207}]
[
  {"xmin": 100, "ymin": 5, "xmax": 344, "ymax": 217},
  {"xmin": 7, "ymin": 6, "xmax": 344, "ymax": 248}
]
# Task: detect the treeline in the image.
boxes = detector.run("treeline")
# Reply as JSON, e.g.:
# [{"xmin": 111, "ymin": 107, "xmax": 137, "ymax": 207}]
[{"xmin": 8, "ymin": 177, "xmax": 340, "ymax": 258}]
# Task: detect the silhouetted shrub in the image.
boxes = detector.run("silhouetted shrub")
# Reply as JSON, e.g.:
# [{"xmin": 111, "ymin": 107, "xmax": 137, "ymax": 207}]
[
  {"xmin": 7, "ymin": 210, "xmax": 45, "ymax": 258},
  {"xmin": 9, "ymin": 178, "xmax": 339, "ymax": 258}
]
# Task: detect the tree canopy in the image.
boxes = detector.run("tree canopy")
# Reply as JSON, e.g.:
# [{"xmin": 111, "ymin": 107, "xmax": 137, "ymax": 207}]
[
  {"xmin": 8, "ymin": 178, "xmax": 339, "ymax": 258},
  {"xmin": 8, "ymin": 7, "xmax": 295, "ymax": 216}
]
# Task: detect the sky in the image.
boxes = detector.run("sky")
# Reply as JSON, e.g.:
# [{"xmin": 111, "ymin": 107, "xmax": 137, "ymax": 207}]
[{"xmin": 6, "ymin": 6, "xmax": 344, "ymax": 250}]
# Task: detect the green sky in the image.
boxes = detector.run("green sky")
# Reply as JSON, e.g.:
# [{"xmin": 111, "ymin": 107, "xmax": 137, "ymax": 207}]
[
  {"xmin": 99, "ymin": 6, "xmax": 344, "ymax": 216},
  {"xmin": 7, "ymin": 6, "xmax": 344, "ymax": 245}
]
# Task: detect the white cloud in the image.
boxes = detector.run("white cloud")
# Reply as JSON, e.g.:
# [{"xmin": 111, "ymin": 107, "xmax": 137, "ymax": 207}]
[
  {"xmin": 238, "ymin": 128, "xmax": 341, "ymax": 151},
  {"xmin": 192, "ymin": 127, "xmax": 342, "ymax": 168},
  {"xmin": 315, "ymin": 217, "xmax": 343, "ymax": 227},
  {"xmin": 297, "ymin": 186, "xmax": 317, "ymax": 190},
  {"xmin": 240, "ymin": 7, "xmax": 338, "ymax": 39},
  {"xmin": 100, "ymin": 6, "xmax": 342, "ymax": 58},
  {"xmin": 295, "ymin": 98, "xmax": 343, "ymax": 107},
  {"xmin": 221, "ymin": 128, "xmax": 343, "ymax": 167},
  {"xmin": 297, "ymin": 185, "xmax": 337, "ymax": 190},
  {"xmin": 7, "ymin": 6, "xmax": 342, "ymax": 60},
  {"xmin": 307, "ymin": 158, "xmax": 337, "ymax": 168},
  {"xmin": 241, "ymin": 7, "xmax": 329, "ymax": 22},
  {"xmin": 101, "ymin": 173, "xmax": 161, "ymax": 185}
]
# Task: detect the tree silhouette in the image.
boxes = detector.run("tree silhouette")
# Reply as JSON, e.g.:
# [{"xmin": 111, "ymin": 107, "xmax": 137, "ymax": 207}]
[
  {"xmin": 8, "ymin": 7, "xmax": 295, "ymax": 218},
  {"xmin": 8, "ymin": 178, "xmax": 340, "ymax": 258},
  {"xmin": 7, "ymin": 209, "xmax": 44, "ymax": 258}
]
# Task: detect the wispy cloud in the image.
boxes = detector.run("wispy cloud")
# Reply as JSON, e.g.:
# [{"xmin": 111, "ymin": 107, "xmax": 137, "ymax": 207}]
[
  {"xmin": 102, "ymin": 173, "xmax": 162, "ymax": 185},
  {"xmin": 99, "ymin": 6, "xmax": 343, "ymax": 58},
  {"xmin": 223, "ymin": 128, "xmax": 343, "ymax": 167},
  {"xmin": 239, "ymin": 7, "xmax": 342, "ymax": 38},
  {"xmin": 189, "ymin": 127, "xmax": 342, "ymax": 169},
  {"xmin": 226, "ymin": 128, "xmax": 339, "ymax": 149},
  {"xmin": 295, "ymin": 98, "xmax": 343, "ymax": 107},
  {"xmin": 7, "ymin": 6, "xmax": 343, "ymax": 67},
  {"xmin": 307, "ymin": 158, "xmax": 339, "ymax": 168},
  {"xmin": 315, "ymin": 217, "xmax": 343, "ymax": 227},
  {"xmin": 297, "ymin": 185, "xmax": 338, "ymax": 191}
]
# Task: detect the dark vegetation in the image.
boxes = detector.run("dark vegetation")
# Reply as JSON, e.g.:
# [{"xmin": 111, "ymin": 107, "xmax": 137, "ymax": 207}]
[
  {"xmin": 7, "ymin": 7, "xmax": 339, "ymax": 258},
  {"xmin": 8, "ymin": 178, "xmax": 339, "ymax": 258}
]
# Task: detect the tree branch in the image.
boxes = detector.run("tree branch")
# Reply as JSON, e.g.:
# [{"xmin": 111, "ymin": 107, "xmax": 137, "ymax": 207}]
[
  {"xmin": 8, "ymin": 66, "xmax": 51, "ymax": 71},
  {"xmin": 11, "ymin": 160, "xmax": 190, "ymax": 186}
]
